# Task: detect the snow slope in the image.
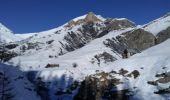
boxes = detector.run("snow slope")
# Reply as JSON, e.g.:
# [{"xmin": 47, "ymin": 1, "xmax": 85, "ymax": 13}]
[
  {"xmin": 38, "ymin": 38, "xmax": 170, "ymax": 100},
  {"xmin": 100, "ymin": 39, "xmax": 170, "ymax": 100},
  {"xmin": 21, "ymin": 34, "xmax": 170, "ymax": 100},
  {"xmin": 9, "ymin": 27, "xmax": 133, "ymax": 70},
  {"xmin": 143, "ymin": 12, "xmax": 170, "ymax": 36},
  {"xmin": 0, "ymin": 23, "xmax": 21, "ymax": 43},
  {"xmin": 15, "ymin": 33, "xmax": 37, "ymax": 39}
]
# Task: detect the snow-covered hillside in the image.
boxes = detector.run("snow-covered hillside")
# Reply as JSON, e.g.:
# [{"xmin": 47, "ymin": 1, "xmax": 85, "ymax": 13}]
[
  {"xmin": 8, "ymin": 12, "xmax": 135, "ymax": 70},
  {"xmin": 15, "ymin": 33, "xmax": 37, "ymax": 39},
  {"xmin": 143, "ymin": 12, "xmax": 170, "ymax": 36},
  {"xmin": 31, "ymin": 38, "xmax": 170, "ymax": 100},
  {"xmin": 101, "ymin": 39, "xmax": 170, "ymax": 99},
  {"xmin": 9, "ymin": 28, "xmax": 134, "ymax": 70},
  {"xmin": 0, "ymin": 23, "xmax": 21, "ymax": 43}
]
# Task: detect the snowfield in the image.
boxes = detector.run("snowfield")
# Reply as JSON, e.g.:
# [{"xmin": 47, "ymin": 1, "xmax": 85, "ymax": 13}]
[
  {"xmin": 143, "ymin": 13, "xmax": 170, "ymax": 36},
  {"xmin": 24, "ymin": 37, "xmax": 170, "ymax": 100}
]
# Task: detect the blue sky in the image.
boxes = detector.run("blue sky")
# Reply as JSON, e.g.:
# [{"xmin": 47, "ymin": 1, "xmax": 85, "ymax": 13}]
[{"xmin": 0, "ymin": 0, "xmax": 170, "ymax": 33}]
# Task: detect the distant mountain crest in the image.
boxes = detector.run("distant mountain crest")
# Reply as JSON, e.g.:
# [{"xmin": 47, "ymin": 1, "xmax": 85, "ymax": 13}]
[
  {"xmin": 65, "ymin": 12, "xmax": 105, "ymax": 27},
  {"xmin": 84, "ymin": 12, "xmax": 102, "ymax": 22},
  {"xmin": 0, "ymin": 23, "xmax": 21, "ymax": 43}
]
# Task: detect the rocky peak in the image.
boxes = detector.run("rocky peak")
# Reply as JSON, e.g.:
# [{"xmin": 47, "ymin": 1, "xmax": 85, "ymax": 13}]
[
  {"xmin": 65, "ymin": 12, "xmax": 102, "ymax": 27},
  {"xmin": 84, "ymin": 12, "xmax": 101, "ymax": 23},
  {"xmin": 66, "ymin": 20, "xmax": 76, "ymax": 27}
]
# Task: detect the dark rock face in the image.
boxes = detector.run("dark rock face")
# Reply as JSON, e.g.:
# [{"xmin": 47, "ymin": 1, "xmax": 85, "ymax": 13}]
[
  {"xmin": 62, "ymin": 22, "xmax": 104, "ymax": 52},
  {"xmin": 103, "ymin": 37, "xmax": 128, "ymax": 54},
  {"xmin": 156, "ymin": 26, "xmax": 170, "ymax": 44},
  {"xmin": 60, "ymin": 22, "xmax": 103, "ymax": 51},
  {"xmin": 0, "ymin": 46, "xmax": 18, "ymax": 62},
  {"xmin": 104, "ymin": 18, "xmax": 135, "ymax": 31},
  {"xmin": 91, "ymin": 52, "xmax": 117, "ymax": 65},
  {"xmin": 97, "ymin": 19, "xmax": 135, "ymax": 38},
  {"xmin": 119, "ymin": 29, "xmax": 155, "ymax": 51},
  {"xmin": 74, "ymin": 71, "xmax": 134, "ymax": 100},
  {"xmin": 103, "ymin": 29, "xmax": 155, "ymax": 55},
  {"xmin": 84, "ymin": 12, "xmax": 102, "ymax": 23},
  {"xmin": 5, "ymin": 43, "xmax": 18, "ymax": 49},
  {"xmin": 61, "ymin": 13, "xmax": 135, "ymax": 52}
]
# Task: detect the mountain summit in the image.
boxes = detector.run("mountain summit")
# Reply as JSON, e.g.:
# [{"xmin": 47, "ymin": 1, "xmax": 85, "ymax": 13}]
[
  {"xmin": 84, "ymin": 12, "xmax": 102, "ymax": 22},
  {"xmin": 66, "ymin": 12, "xmax": 104, "ymax": 27}
]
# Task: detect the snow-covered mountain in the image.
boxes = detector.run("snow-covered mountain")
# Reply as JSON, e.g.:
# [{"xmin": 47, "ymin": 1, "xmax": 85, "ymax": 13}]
[
  {"xmin": 0, "ymin": 23, "xmax": 21, "ymax": 43},
  {"xmin": 7, "ymin": 12, "xmax": 136, "ymax": 69},
  {"xmin": 1, "ymin": 12, "xmax": 170, "ymax": 100}
]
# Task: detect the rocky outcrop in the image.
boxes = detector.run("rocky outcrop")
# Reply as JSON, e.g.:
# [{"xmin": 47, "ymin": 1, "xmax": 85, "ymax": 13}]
[
  {"xmin": 119, "ymin": 29, "xmax": 155, "ymax": 51},
  {"xmin": 148, "ymin": 71, "xmax": 170, "ymax": 94},
  {"xmin": 65, "ymin": 12, "xmax": 102, "ymax": 28},
  {"xmin": 61, "ymin": 22, "xmax": 105, "ymax": 51},
  {"xmin": 65, "ymin": 20, "xmax": 76, "ymax": 27},
  {"xmin": 104, "ymin": 18, "xmax": 135, "ymax": 31},
  {"xmin": 156, "ymin": 26, "xmax": 170, "ymax": 44},
  {"xmin": 84, "ymin": 12, "xmax": 102, "ymax": 23},
  {"xmin": 74, "ymin": 69, "xmax": 139, "ymax": 100},
  {"xmin": 103, "ymin": 29, "xmax": 155, "ymax": 55},
  {"xmin": 74, "ymin": 72, "xmax": 125, "ymax": 100}
]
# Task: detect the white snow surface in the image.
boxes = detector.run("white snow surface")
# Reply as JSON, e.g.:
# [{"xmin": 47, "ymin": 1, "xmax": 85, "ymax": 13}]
[
  {"xmin": 101, "ymin": 39, "xmax": 170, "ymax": 100},
  {"xmin": 0, "ymin": 23, "xmax": 21, "ymax": 42},
  {"xmin": 72, "ymin": 14, "xmax": 106, "ymax": 22},
  {"xmin": 15, "ymin": 33, "xmax": 37, "ymax": 39},
  {"xmin": 144, "ymin": 13, "xmax": 170, "ymax": 36},
  {"xmin": 12, "ymin": 38, "xmax": 170, "ymax": 100}
]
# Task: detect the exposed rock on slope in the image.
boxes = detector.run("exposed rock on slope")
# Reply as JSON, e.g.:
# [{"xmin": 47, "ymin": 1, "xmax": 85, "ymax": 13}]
[
  {"xmin": 103, "ymin": 28, "xmax": 155, "ymax": 55},
  {"xmin": 156, "ymin": 26, "xmax": 170, "ymax": 44},
  {"xmin": 118, "ymin": 29, "xmax": 155, "ymax": 51}
]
